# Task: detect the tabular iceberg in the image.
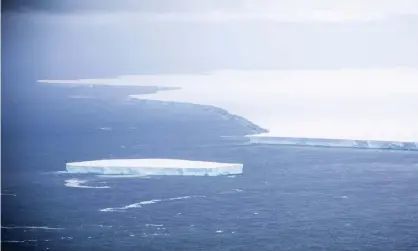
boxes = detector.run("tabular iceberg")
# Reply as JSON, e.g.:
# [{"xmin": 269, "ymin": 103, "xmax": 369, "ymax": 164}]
[{"xmin": 66, "ymin": 159, "xmax": 243, "ymax": 176}]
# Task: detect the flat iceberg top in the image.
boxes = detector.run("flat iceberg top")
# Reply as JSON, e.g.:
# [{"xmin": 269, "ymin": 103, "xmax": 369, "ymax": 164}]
[
  {"xmin": 67, "ymin": 159, "xmax": 240, "ymax": 168},
  {"xmin": 66, "ymin": 159, "xmax": 243, "ymax": 176}
]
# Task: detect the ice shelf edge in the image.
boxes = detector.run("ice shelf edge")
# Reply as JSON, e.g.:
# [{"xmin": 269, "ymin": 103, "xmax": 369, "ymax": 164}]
[{"xmin": 246, "ymin": 135, "xmax": 418, "ymax": 151}]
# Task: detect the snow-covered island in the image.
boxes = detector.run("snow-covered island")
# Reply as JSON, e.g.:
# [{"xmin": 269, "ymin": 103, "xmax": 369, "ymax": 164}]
[
  {"xmin": 66, "ymin": 159, "xmax": 243, "ymax": 176},
  {"xmin": 40, "ymin": 69, "xmax": 418, "ymax": 150}
]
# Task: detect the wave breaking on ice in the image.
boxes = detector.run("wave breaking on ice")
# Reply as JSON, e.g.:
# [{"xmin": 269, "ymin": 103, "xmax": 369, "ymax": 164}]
[{"xmin": 65, "ymin": 179, "xmax": 110, "ymax": 189}]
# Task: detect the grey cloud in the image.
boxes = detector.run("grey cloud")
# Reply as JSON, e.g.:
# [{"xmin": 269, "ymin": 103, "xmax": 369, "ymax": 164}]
[
  {"xmin": 3, "ymin": 0, "xmax": 418, "ymax": 79},
  {"xmin": 6, "ymin": 0, "xmax": 418, "ymax": 16},
  {"xmin": 4, "ymin": 0, "xmax": 418, "ymax": 23},
  {"xmin": 1, "ymin": 0, "xmax": 235, "ymax": 14}
]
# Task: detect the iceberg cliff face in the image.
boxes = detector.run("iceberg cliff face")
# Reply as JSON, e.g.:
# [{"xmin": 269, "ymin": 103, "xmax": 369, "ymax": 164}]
[
  {"xmin": 66, "ymin": 159, "xmax": 243, "ymax": 176},
  {"xmin": 247, "ymin": 135, "xmax": 418, "ymax": 151}
]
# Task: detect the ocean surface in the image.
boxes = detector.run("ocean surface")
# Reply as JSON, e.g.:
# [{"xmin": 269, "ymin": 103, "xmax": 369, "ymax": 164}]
[{"xmin": 2, "ymin": 82, "xmax": 418, "ymax": 251}]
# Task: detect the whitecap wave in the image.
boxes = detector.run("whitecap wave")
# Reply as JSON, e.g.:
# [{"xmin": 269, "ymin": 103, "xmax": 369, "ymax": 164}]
[
  {"xmin": 68, "ymin": 95, "xmax": 92, "ymax": 99},
  {"xmin": 145, "ymin": 224, "xmax": 164, "ymax": 227},
  {"xmin": 2, "ymin": 240, "xmax": 38, "ymax": 243},
  {"xmin": 100, "ymin": 195, "xmax": 206, "ymax": 212},
  {"xmin": 65, "ymin": 179, "xmax": 110, "ymax": 189},
  {"xmin": 1, "ymin": 193, "xmax": 17, "ymax": 197},
  {"xmin": 1, "ymin": 226, "xmax": 64, "ymax": 230},
  {"xmin": 220, "ymin": 188, "xmax": 244, "ymax": 194},
  {"xmin": 83, "ymin": 224, "xmax": 113, "ymax": 228},
  {"xmin": 54, "ymin": 171, "xmax": 70, "ymax": 174}
]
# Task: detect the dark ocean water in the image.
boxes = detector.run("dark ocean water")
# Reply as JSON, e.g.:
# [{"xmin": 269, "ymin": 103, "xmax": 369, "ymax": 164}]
[{"xmin": 2, "ymin": 83, "xmax": 418, "ymax": 251}]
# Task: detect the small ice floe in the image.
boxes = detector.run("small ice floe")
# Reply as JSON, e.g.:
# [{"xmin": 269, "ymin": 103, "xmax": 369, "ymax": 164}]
[
  {"xmin": 216, "ymin": 230, "xmax": 224, "ymax": 233},
  {"xmin": 145, "ymin": 224, "xmax": 163, "ymax": 227}
]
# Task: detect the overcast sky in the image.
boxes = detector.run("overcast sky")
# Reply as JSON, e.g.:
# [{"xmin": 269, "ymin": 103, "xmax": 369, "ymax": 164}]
[
  {"xmin": 3, "ymin": 0, "xmax": 418, "ymax": 78},
  {"xmin": 5, "ymin": 0, "xmax": 418, "ymax": 21}
]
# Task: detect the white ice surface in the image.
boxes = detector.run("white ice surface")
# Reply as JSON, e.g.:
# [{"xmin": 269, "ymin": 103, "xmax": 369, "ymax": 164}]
[
  {"xmin": 66, "ymin": 159, "xmax": 243, "ymax": 176},
  {"xmin": 39, "ymin": 69, "xmax": 418, "ymax": 143}
]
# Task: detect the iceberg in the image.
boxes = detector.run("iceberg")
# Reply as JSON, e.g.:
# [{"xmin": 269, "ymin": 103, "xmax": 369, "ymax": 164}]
[{"xmin": 66, "ymin": 159, "xmax": 243, "ymax": 176}]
